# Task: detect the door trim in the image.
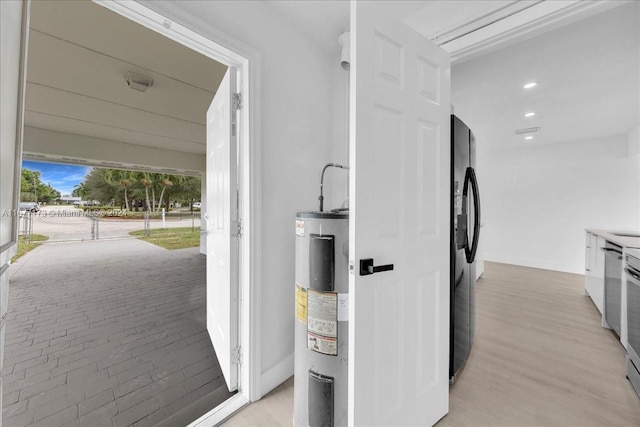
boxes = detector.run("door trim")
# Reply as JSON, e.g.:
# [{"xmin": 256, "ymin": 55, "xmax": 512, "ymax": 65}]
[
  {"xmin": 190, "ymin": 393, "xmax": 250, "ymax": 426},
  {"xmin": 0, "ymin": 0, "xmax": 30, "ymax": 256},
  {"xmin": 95, "ymin": 0, "xmax": 263, "ymax": 407}
]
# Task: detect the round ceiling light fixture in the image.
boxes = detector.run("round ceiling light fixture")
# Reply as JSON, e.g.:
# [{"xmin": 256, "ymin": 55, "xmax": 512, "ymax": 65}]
[{"xmin": 125, "ymin": 71, "xmax": 154, "ymax": 92}]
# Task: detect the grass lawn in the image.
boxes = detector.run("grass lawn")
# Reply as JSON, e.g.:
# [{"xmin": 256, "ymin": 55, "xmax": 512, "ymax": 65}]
[
  {"xmin": 129, "ymin": 227, "xmax": 200, "ymax": 250},
  {"xmin": 12, "ymin": 234, "xmax": 49, "ymax": 262}
]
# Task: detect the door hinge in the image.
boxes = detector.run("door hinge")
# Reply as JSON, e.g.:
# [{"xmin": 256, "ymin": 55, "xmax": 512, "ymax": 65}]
[
  {"xmin": 233, "ymin": 346, "xmax": 243, "ymax": 365},
  {"xmin": 232, "ymin": 219, "xmax": 242, "ymax": 238},
  {"xmin": 232, "ymin": 92, "xmax": 242, "ymax": 110}
]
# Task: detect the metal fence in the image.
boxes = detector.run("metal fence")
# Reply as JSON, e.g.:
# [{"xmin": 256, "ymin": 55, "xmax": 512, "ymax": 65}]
[
  {"xmin": 20, "ymin": 211, "xmax": 34, "ymax": 243},
  {"xmin": 20, "ymin": 206, "xmax": 201, "ymax": 243}
]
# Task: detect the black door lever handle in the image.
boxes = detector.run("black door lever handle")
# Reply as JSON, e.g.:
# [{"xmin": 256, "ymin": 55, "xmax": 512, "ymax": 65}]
[{"xmin": 359, "ymin": 258, "xmax": 394, "ymax": 276}]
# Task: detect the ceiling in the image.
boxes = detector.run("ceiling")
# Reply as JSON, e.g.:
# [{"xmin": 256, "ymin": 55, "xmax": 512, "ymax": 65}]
[
  {"xmin": 450, "ymin": 1, "xmax": 639, "ymax": 150},
  {"xmin": 26, "ymin": 0, "xmax": 227, "ymax": 156},
  {"xmin": 271, "ymin": 0, "xmax": 638, "ymax": 151},
  {"xmin": 25, "ymin": 0, "xmax": 639, "ymax": 159}
]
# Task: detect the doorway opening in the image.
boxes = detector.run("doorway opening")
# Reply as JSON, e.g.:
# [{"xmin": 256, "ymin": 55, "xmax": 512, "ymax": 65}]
[
  {"xmin": 4, "ymin": 159, "xmax": 235, "ymax": 427},
  {"xmin": 4, "ymin": 0, "xmax": 257, "ymax": 424},
  {"xmin": 17, "ymin": 161, "xmax": 203, "ymax": 243}
]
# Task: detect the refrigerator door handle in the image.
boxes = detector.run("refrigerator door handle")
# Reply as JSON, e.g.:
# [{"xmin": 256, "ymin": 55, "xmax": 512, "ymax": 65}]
[{"xmin": 463, "ymin": 167, "xmax": 481, "ymax": 263}]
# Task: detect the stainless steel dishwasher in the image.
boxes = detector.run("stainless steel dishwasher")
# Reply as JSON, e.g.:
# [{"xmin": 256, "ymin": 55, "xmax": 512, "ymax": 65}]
[
  {"xmin": 625, "ymin": 253, "xmax": 640, "ymax": 398},
  {"xmin": 602, "ymin": 241, "xmax": 623, "ymax": 336}
]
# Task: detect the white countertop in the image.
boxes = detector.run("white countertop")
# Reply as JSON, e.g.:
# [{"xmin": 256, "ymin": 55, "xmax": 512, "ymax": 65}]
[{"xmin": 586, "ymin": 229, "xmax": 640, "ymax": 249}]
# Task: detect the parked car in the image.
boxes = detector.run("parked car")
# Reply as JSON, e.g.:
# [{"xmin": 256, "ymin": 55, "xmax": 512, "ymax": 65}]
[
  {"xmin": 192, "ymin": 202, "xmax": 201, "ymax": 209},
  {"xmin": 19, "ymin": 202, "xmax": 39, "ymax": 213}
]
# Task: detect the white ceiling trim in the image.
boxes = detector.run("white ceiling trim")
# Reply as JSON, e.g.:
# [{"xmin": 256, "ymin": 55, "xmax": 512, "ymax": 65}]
[
  {"xmin": 427, "ymin": 1, "xmax": 541, "ymax": 46},
  {"xmin": 442, "ymin": 0, "xmax": 626, "ymax": 63},
  {"xmin": 96, "ymin": 0, "xmax": 247, "ymax": 69},
  {"xmin": 22, "ymin": 151, "xmax": 202, "ymax": 176}
]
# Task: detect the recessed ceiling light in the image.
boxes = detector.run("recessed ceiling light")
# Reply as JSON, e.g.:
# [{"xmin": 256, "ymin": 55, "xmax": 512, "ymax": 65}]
[
  {"xmin": 525, "ymin": 136, "xmax": 533, "ymax": 141},
  {"xmin": 515, "ymin": 127, "xmax": 540, "ymax": 134},
  {"xmin": 524, "ymin": 112, "xmax": 536, "ymax": 117},
  {"xmin": 523, "ymin": 82, "xmax": 537, "ymax": 89}
]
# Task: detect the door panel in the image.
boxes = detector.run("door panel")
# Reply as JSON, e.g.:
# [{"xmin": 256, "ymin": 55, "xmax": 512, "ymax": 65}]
[
  {"xmin": 349, "ymin": 2, "xmax": 451, "ymax": 425},
  {"xmin": 206, "ymin": 66, "xmax": 239, "ymax": 392},
  {"xmin": 0, "ymin": 0, "xmax": 29, "ymax": 417},
  {"xmin": 0, "ymin": 0, "xmax": 28, "ymax": 253}
]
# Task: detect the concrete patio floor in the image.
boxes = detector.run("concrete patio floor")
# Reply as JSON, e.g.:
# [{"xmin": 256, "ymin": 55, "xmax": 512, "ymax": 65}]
[{"xmin": 3, "ymin": 239, "xmax": 233, "ymax": 426}]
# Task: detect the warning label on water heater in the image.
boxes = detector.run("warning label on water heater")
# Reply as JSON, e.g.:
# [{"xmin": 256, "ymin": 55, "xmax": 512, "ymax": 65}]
[
  {"xmin": 295, "ymin": 283, "xmax": 307, "ymax": 323},
  {"xmin": 307, "ymin": 289, "xmax": 338, "ymax": 356},
  {"xmin": 307, "ymin": 332, "xmax": 337, "ymax": 356}
]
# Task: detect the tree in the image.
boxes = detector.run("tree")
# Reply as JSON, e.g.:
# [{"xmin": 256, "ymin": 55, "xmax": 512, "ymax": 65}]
[
  {"xmin": 156, "ymin": 177, "xmax": 173, "ymax": 213},
  {"xmin": 72, "ymin": 182, "xmax": 89, "ymax": 200},
  {"xmin": 171, "ymin": 176, "xmax": 201, "ymax": 207},
  {"xmin": 105, "ymin": 169, "xmax": 135, "ymax": 211},
  {"xmin": 72, "ymin": 167, "xmax": 201, "ymax": 211},
  {"xmin": 46, "ymin": 188, "xmax": 61, "ymax": 203},
  {"xmin": 21, "ymin": 168, "xmax": 60, "ymax": 203},
  {"xmin": 85, "ymin": 169, "xmax": 118, "ymax": 204},
  {"xmin": 139, "ymin": 172, "xmax": 152, "ymax": 212}
]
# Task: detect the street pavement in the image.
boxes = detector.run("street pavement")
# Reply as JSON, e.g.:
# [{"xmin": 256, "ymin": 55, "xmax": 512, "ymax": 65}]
[
  {"xmin": 26, "ymin": 206, "xmax": 201, "ymax": 242},
  {"xmin": 3, "ymin": 238, "xmax": 232, "ymax": 426}
]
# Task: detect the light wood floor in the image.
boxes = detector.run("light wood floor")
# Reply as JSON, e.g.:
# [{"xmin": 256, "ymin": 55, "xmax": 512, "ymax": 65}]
[{"xmin": 222, "ymin": 262, "xmax": 640, "ymax": 426}]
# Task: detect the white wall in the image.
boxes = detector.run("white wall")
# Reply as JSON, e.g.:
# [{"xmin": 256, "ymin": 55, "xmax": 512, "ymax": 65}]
[
  {"xmin": 159, "ymin": 1, "xmax": 337, "ymax": 395},
  {"xmin": 479, "ymin": 134, "xmax": 640, "ymax": 274},
  {"xmin": 328, "ymin": 61, "xmax": 350, "ymax": 210}
]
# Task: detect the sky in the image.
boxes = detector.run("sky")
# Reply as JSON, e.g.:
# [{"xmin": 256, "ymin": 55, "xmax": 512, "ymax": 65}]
[{"xmin": 22, "ymin": 161, "xmax": 90, "ymax": 196}]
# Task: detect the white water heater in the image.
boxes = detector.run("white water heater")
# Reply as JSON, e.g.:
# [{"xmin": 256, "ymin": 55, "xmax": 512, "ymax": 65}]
[{"xmin": 294, "ymin": 210, "xmax": 349, "ymax": 426}]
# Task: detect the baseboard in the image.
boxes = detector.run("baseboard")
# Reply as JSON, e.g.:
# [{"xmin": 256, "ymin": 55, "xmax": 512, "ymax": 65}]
[
  {"xmin": 484, "ymin": 254, "xmax": 582, "ymax": 275},
  {"xmin": 260, "ymin": 352, "xmax": 294, "ymax": 397}
]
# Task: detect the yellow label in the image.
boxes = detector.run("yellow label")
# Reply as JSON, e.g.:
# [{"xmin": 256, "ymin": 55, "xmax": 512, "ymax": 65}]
[{"xmin": 295, "ymin": 283, "xmax": 307, "ymax": 323}]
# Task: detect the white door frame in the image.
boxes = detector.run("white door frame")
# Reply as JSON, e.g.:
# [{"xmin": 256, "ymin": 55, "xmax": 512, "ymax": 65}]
[{"xmin": 95, "ymin": 0, "xmax": 263, "ymax": 423}]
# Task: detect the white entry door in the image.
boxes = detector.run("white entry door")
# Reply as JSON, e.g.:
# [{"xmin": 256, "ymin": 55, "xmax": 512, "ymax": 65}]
[
  {"xmin": 206, "ymin": 67, "xmax": 239, "ymax": 392},
  {"xmin": 349, "ymin": 2, "xmax": 451, "ymax": 426},
  {"xmin": 1, "ymin": 0, "xmax": 29, "ymax": 417}
]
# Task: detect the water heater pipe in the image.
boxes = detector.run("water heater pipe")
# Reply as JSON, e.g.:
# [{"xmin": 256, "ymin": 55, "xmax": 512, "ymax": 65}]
[
  {"xmin": 318, "ymin": 163, "xmax": 349, "ymax": 212},
  {"xmin": 338, "ymin": 32, "xmax": 350, "ymax": 71}
]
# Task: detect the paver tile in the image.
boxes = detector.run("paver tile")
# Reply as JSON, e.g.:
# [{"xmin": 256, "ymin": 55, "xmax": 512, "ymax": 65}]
[
  {"xmin": 3, "ymin": 240, "xmax": 229, "ymax": 426},
  {"xmin": 112, "ymin": 396, "xmax": 160, "ymax": 426},
  {"xmin": 31, "ymin": 405, "xmax": 78, "ymax": 427},
  {"xmin": 33, "ymin": 388, "xmax": 85, "ymax": 422},
  {"xmin": 71, "ymin": 401, "xmax": 118, "ymax": 427},
  {"xmin": 113, "ymin": 374, "xmax": 153, "ymax": 400},
  {"xmin": 78, "ymin": 389, "xmax": 114, "ymax": 416}
]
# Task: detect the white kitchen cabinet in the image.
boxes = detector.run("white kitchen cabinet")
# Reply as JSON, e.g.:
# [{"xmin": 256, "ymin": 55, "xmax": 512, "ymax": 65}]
[{"xmin": 585, "ymin": 231, "xmax": 606, "ymax": 314}]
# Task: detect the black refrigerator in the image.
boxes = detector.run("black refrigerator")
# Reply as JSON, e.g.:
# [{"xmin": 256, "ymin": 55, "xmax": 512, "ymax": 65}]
[{"xmin": 450, "ymin": 114, "xmax": 481, "ymax": 382}]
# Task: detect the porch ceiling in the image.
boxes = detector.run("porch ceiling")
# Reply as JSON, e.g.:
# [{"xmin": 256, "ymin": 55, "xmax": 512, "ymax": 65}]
[{"xmin": 25, "ymin": 0, "xmax": 227, "ymax": 156}]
